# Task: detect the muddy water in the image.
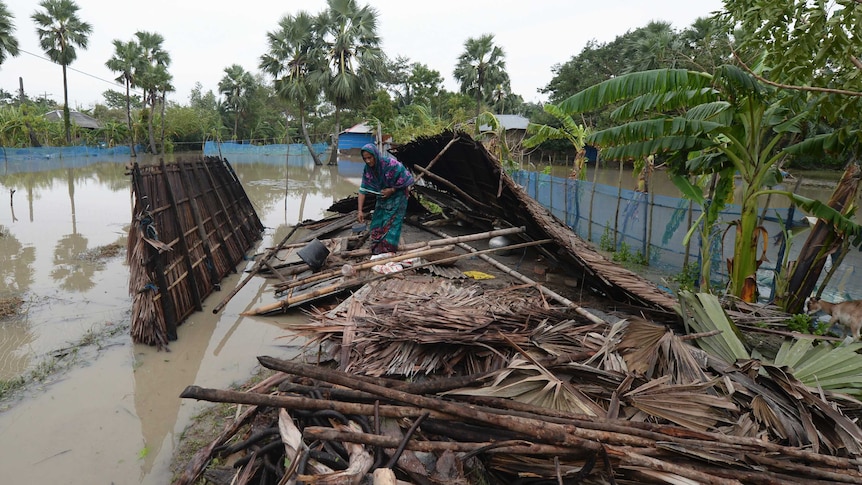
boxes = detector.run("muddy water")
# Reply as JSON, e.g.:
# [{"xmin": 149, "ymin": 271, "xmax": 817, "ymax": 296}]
[
  {"xmin": 0, "ymin": 152, "xmax": 848, "ymax": 484},
  {"xmin": 0, "ymin": 153, "xmax": 366, "ymax": 484}
]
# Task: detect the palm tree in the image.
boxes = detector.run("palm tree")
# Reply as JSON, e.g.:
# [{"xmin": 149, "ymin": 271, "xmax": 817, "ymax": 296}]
[
  {"xmin": 0, "ymin": 1, "xmax": 20, "ymax": 67},
  {"xmin": 453, "ymin": 34, "xmax": 507, "ymax": 124},
  {"xmin": 218, "ymin": 64, "xmax": 255, "ymax": 140},
  {"xmin": 260, "ymin": 11, "xmax": 325, "ymax": 165},
  {"xmin": 557, "ymin": 66, "xmax": 861, "ymax": 304},
  {"xmin": 621, "ymin": 21, "xmax": 681, "ymax": 73},
  {"xmin": 31, "ymin": 0, "xmax": 92, "ymax": 144},
  {"xmin": 317, "ymin": 0, "xmax": 385, "ymax": 165},
  {"xmin": 105, "ymin": 39, "xmax": 143, "ymax": 156},
  {"xmin": 134, "ymin": 31, "xmax": 171, "ymax": 154}
]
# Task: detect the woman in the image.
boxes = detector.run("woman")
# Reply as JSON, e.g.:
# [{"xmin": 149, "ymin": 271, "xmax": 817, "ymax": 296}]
[{"xmin": 357, "ymin": 143, "xmax": 414, "ymax": 254}]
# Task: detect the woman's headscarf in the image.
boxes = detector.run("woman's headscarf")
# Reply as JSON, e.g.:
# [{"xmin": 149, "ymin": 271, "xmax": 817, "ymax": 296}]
[{"xmin": 360, "ymin": 143, "xmax": 414, "ymax": 192}]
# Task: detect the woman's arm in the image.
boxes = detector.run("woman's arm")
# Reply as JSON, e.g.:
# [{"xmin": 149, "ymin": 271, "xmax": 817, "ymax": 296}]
[{"xmin": 357, "ymin": 192, "xmax": 366, "ymax": 222}]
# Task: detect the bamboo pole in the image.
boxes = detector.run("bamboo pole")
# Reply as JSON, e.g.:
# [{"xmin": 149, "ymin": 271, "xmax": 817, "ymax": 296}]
[
  {"xmin": 420, "ymin": 226, "xmax": 607, "ymax": 325},
  {"xmin": 411, "ymin": 165, "xmax": 494, "ymax": 212},
  {"xmin": 274, "ymin": 245, "xmax": 456, "ymax": 293},
  {"xmin": 412, "ymin": 135, "xmax": 460, "ymax": 183},
  {"xmin": 587, "ymin": 153, "xmax": 600, "ymax": 241},
  {"xmin": 212, "ymin": 223, "xmax": 304, "ymax": 314},
  {"xmin": 339, "ymin": 226, "xmax": 525, "ymax": 258},
  {"xmin": 613, "ymin": 159, "xmax": 623, "ymax": 247}
]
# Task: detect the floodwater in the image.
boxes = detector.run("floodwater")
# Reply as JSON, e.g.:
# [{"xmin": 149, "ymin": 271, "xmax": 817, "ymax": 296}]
[
  {"xmin": 0, "ymin": 152, "xmax": 367, "ymax": 484},
  {"xmin": 0, "ymin": 152, "xmax": 849, "ymax": 485}
]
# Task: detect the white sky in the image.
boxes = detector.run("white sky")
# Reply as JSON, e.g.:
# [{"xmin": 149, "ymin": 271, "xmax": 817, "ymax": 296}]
[{"xmin": 0, "ymin": 0, "xmax": 725, "ymax": 110}]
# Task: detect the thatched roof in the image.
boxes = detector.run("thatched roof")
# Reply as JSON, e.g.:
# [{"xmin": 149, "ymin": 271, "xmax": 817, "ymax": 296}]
[
  {"xmin": 392, "ymin": 131, "xmax": 679, "ymax": 313},
  {"xmin": 44, "ymin": 109, "xmax": 102, "ymax": 129}
]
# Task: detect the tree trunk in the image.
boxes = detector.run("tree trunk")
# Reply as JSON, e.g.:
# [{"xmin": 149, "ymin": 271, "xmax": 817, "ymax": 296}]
[
  {"xmin": 779, "ymin": 162, "xmax": 862, "ymax": 314},
  {"xmin": 300, "ymin": 106, "xmax": 323, "ymax": 166},
  {"xmin": 62, "ymin": 64, "xmax": 71, "ymax": 145},
  {"xmin": 147, "ymin": 93, "xmax": 157, "ymax": 154},
  {"xmin": 159, "ymin": 88, "xmax": 167, "ymax": 155},
  {"xmin": 125, "ymin": 80, "xmax": 136, "ymax": 157},
  {"xmin": 327, "ymin": 103, "xmax": 340, "ymax": 166}
]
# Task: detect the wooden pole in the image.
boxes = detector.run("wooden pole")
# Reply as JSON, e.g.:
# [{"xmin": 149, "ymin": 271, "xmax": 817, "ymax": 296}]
[
  {"xmin": 412, "ymin": 165, "xmax": 494, "ymax": 212},
  {"xmin": 274, "ymin": 245, "xmax": 456, "ymax": 292},
  {"xmin": 420, "ymin": 226, "xmax": 607, "ymax": 325},
  {"xmin": 339, "ymin": 226, "xmax": 525, "ymax": 258},
  {"xmin": 412, "ymin": 135, "xmax": 460, "ymax": 183},
  {"xmin": 212, "ymin": 222, "xmax": 304, "ymax": 314}
]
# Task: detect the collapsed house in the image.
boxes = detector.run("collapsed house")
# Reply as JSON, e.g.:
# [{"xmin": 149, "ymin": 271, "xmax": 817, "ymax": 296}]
[{"xmin": 171, "ymin": 132, "xmax": 862, "ymax": 484}]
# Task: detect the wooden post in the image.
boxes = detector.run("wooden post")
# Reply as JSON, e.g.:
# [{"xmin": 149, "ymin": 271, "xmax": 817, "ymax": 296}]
[{"xmin": 613, "ymin": 160, "xmax": 624, "ymax": 247}]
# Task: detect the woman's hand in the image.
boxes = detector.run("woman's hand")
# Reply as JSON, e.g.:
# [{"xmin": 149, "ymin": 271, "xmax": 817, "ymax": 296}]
[{"xmin": 358, "ymin": 211, "xmax": 365, "ymax": 223}]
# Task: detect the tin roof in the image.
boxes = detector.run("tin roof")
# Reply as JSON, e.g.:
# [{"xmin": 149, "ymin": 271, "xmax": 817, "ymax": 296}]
[{"xmin": 44, "ymin": 110, "xmax": 102, "ymax": 129}]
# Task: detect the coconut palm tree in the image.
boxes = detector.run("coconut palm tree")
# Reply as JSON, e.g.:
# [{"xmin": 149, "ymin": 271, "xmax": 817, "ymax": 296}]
[
  {"xmin": 453, "ymin": 34, "xmax": 507, "ymax": 124},
  {"xmin": 134, "ymin": 30, "xmax": 171, "ymax": 154},
  {"xmin": 557, "ymin": 66, "xmax": 862, "ymax": 304},
  {"xmin": 218, "ymin": 64, "xmax": 256, "ymax": 140},
  {"xmin": 0, "ymin": 1, "xmax": 20, "ymax": 67},
  {"xmin": 31, "ymin": 0, "xmax": 91, "ymax": 144},
  {"xmin": 317, "ymin": 0, "xmax": 385, "ymax": 165},
  {"xmin": 105, "ymin": 39, "xmax": 143, "ymax": 156},
  {"xmin": 260, "ymin": 11, "xmax": 326, "ymax": 165}
]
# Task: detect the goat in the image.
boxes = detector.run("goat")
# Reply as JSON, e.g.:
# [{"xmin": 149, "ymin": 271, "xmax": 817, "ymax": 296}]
[{"xmin": 806, "ymin": 297, "xmax": 862, "ymax": 340}]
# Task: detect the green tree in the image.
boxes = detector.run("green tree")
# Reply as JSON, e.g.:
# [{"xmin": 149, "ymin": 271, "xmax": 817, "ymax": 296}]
[
  {"xmin": 408, "ymin": 62, "xmax": 443, "ymax": 109},
  {"xmin": 105, "ymin": 38, "xmax": 143, "ymax": 155},
  {"xmin": 317, "ymin": 0, "xmax": 385, "ymax": 165},
  {"xmin": 134, "ymin": 30, "xmax": 171, "ymax": 154},
  {"xmin": 453, "ymin": 33, "xmax": 508, "ymax": 124},
  {"xmin": 621, "ymin": 21, "xmax": 682, "ymax": 73},
  {"xmin": 260, "ymin": 10, "xmax": 326, "ymax": 165},
  {"xmin": 557, "ymin": 67, "xmax": 861, "ymax": 303},
  {"xmin": 31, "ymin": 0, "xmax": 91, "ymax": 144},
  {"xmin": 218, "ymin": 64, "xmax": 255, "ymax": 140},
  {"xmin": 0, "ymin": 1, "xmax": 20, "ymax": 66}
]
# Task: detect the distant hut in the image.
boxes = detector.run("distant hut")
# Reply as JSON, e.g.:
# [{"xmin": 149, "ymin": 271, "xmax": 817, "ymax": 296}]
[
  {"xmin": 337, "ymin": 122, "xmax": 375, "ymax": 155},
  {"xmin": 44, "ymin": 110, "xmax": 102, "ymax": 130}
]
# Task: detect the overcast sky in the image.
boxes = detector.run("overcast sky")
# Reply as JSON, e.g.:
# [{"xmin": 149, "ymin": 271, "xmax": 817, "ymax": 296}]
[{"xmin": 0, "ymin": 0, "xmax": 724, "ymax": 110}]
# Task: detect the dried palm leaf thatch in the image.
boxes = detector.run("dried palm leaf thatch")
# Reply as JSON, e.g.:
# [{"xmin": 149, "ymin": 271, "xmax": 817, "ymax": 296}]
[
  {"xmin": 623, "ymin": 376, "xmax": 738, "ymax": 431},
  {"xmin": 301, "ymin": 277, "xmax": 586, "ymax": 378},
  {"xmin": 444, "ymin": 357, "xmax": 606, "ymax": 416},
  {"xmin": 127, "ymin": 204, "xmax": 169, "ymax": 349},
  {"xmin": 618, "ymin": 318, "xmax": 710, "ymax": 384}
]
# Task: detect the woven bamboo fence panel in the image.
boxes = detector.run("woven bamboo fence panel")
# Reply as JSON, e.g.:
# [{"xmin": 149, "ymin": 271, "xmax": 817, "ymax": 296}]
[{"xmin": 127, "ymin": 156, "xmax": 264, "ymax": 348}]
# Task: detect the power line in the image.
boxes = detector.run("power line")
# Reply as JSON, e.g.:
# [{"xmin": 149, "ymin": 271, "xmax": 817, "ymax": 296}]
[{"xmin": 17, "ymin": 48, "xmax": 145, "ymax": 98}]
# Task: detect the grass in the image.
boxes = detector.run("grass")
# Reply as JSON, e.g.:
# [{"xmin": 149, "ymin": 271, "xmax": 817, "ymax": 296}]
[{"xmin": 0, "ymin": 319, "xmax": 130, "ymax": 403}]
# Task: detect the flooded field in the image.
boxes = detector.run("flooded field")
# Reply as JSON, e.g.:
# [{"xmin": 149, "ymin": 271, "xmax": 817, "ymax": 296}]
[
  {"xmin": 0, "ymin": 151, "xmax": 852, "ymax": 484},
  {"xmin": 0, "ymin": 152, "xmax": 365, "ymax": 484}
]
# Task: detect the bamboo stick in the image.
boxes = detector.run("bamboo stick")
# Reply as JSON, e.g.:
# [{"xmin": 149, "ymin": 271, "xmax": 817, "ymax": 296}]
[
  {"xmin": 420, "ymin": 226, "xmax": 607, "ymax": 325},
  {"xmin": 411, "ymin": 165, "xmax": 494, "ymax": 212},
  {"xmin": 338, "ymin": 226, "xmax": 525, "ymax": 258},
  {"xmin": 212, "ymin": 223, "xmax": 303, "ymax": 314},
  {"xmin": 412, "ymin": 135, "xmax": 460, "ymax": 183},
  {"xmin": 274, "ymin": 245, "xmax": 456, "ymax": 293}
]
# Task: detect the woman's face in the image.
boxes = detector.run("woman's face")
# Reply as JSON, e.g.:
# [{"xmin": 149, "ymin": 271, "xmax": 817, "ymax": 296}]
[{"xmin": 362, "ymin": 151, "xmax": 376, "ymax": 167}]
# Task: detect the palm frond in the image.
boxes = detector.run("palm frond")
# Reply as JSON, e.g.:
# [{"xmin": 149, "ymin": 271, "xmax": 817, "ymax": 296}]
[{"xmin": 676, "ymin": 291, "xmax": 749, "ymax": 364}]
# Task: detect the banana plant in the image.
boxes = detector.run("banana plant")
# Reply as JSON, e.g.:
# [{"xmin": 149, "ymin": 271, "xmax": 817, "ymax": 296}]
[
  {"xmin": 556, "ymin": 66, "xmax": 860, "ymax": 303},
  {"xmin": 523, "ymin": 103, "xmax": 590, "ymax": 179}
]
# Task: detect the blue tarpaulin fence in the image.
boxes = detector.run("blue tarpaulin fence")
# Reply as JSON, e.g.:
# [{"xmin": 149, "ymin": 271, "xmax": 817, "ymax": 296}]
[
  {"xmin": 203, "ymin": 141, "xmax": 328, "ymax": 158},
  {"xmin": 510, "ymin": 169, "xmax": 816, "ymax": 295}
]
